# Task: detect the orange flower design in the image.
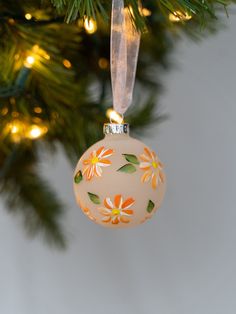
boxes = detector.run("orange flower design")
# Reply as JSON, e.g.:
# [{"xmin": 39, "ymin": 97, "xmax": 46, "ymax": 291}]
[
  {"xmin": 82, "ymin": 146, "xmax": 114, "ymax": 180},
  {"xmin": 81, "ymin": 205, "xmax": 96, "ymax": 222},
  {"xmin": 139, "ymin": 147, "xmax": 164, "ymax": 189},
  {"xmin": 99, "ymin": 194, "xmax": 134, "ymax": 224}
]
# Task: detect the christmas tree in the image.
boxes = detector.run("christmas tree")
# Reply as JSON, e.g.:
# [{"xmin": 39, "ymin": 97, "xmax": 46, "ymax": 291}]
[{"xmin": 0, "ymin": 0, "xmax": 233, "ymax": 247}]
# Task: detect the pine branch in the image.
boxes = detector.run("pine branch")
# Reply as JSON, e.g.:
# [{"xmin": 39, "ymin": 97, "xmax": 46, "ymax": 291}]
[
  {"xmin": 0, "ymin": 144, "xmax": 66, "ymax": 248},
  {"xmin": 50, "ymin": 0, "xmax": 235, "ymax": 30},
  {"xmin": 51, "ymin": 0, "xmax": 109, "ymax": 23}
]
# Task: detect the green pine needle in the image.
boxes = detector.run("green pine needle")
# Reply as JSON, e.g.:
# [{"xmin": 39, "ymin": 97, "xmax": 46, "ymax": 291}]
[{"xmin": 50, "ymin": 0, "xmax": 235, "ymax": 30}]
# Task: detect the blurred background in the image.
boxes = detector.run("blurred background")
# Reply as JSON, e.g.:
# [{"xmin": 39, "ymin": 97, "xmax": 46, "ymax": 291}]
[{"xmin": 0, "ymin": 1, "xmax": 236, "ymax": 313}]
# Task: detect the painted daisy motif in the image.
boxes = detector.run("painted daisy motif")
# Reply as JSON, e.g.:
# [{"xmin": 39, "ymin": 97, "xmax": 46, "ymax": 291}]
[
  {"xmin": 82, "ymin": 206, "xmax": 96, "ymax": 222},
  {"xmin": 99, "ymin": 194, "xmax": 134, "ymax": 224},
  {"xmin": 139, "ymin": 147, "xmax": 164, "ymax": 189},
  {"xmin": 82, "ymin": 146, "xmax": 114, "ymax": 180}
]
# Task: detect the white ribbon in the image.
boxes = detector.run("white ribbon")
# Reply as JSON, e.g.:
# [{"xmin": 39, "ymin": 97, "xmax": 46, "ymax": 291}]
[{"xmin": 111, "ymin": 0, "xmax": 141, "ymax": 115}]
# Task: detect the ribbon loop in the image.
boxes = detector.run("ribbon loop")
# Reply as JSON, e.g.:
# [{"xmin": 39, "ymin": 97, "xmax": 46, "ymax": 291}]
[{"xmin": 111, "ymin": 0, "xmax": 140, "ymax": 115}]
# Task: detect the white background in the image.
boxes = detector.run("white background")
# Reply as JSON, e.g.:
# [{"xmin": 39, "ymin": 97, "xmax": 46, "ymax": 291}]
[{"xmin": 1, "ymin": 14, "xmax": 236, "ymax": 314}]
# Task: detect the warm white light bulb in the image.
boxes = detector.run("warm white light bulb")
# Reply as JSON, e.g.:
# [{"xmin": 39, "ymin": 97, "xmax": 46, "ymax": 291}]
[
  {"xmin": 8, "ymin": 120, "xmax": 23, "ymax": 134},
  {"xmin": 106, "ymin": 109, "xmax": 123, "ymax": 124},
  {"xmin": 24, "ymin": 56, "xmax": 35, "ymax": 68},
  {"xmin": 29, "ymin": 126, "xmax": 41, "ymax": 138},
  {"xmin": 141, "ymin": 8, "xmax": 151, "ymax": 16},
  {"xmin": 63, "ymin": 59, "xmax": 72, "ymax": 68},
  {"xmin": 25, "ymin": 13, "xmax": 32, "ymax": 20},
  {"xmin": 4, "ymin": 119, "xmax": 26, "ymax": 142},
  {"xmin": 27, "ymin": 125, "xmax": 48, "ymax": 139},
  {"xmin": 84, "ymin": 18, "xmax": 97, "ymax": 34},
  {"xmin": 11, "ymin": 125, "xmax": 19, "ymax": 134}
]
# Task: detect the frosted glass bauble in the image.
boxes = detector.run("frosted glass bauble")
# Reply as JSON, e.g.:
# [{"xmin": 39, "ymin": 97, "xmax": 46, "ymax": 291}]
[{"xmin": 73, "ymin": 123, "xmax": 166, "ymax": 228}]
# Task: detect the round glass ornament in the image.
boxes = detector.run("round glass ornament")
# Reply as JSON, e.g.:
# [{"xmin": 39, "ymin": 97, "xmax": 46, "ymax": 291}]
[{"xmin": 73, "ymin": 123, "xmax": 166, "ymax": 228}]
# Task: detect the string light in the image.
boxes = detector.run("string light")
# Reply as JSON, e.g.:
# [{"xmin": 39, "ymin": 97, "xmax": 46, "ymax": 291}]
[
  {"xmin": 4, "ymin": 118, "xmax": 48, "ymax": 142},
  {"xmin": 34, "ymin": 107, "xmax": 42, "ymax": 114},
  {"xmin": 23, "ymin": 46, "xmax": 50, "ymax": 70},
  {"xmin": 106, "ymin": 109, "xmax": 123, "ymax": 124},
  {"xmin": 24, "ymin": 55, "xmax": 35, "ymax": 68},
  {"xmin": 169, "ymin": 11, "xmax": 192, "ymax": 22},
  {"xmin": 8, "ymin": 18, "xmax": 15, "ymax": 25},
  {"xmin": 1, "ymin": 107, "xmax": 8, "ymax": 116},
  {"xmin": 98, "ymin": 58, "xmax": 109, "ymax": 70},
  {"xmin": 4, "ymin": 120, "xmax": 27, "ymax": 142},
  {"xmin": 25, "ymin": 13, "xmax": 32, "ymax": 20},
  {"xmin": 10, "ymin": 123, "xmax": 21, "ymax": 134},
  {"xmin": 5, "ymin": 120, "xmax": 24, "ymax": 134},
  {"xmin": 26, "ymin": 124, "xmax": 48, "ymax": 140},
  {"xmin": 63, "ymin": 59, "xmax": 72, "ymax": 68},
  {"xmin": 84, "ymin": 17, "xmax": 97, "ymax": 34},
  {"xmin": 141, "ymin": 8, "xmax": 152, "ymax": 16}
]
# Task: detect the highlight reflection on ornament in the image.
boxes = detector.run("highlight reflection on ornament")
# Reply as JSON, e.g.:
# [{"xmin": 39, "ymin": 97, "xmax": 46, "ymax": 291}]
[{"xmin": 73, "ymin": 123, "xmax": 166, "ymax": 228}]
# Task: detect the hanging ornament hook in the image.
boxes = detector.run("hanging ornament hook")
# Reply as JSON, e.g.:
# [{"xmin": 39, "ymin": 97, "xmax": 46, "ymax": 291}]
[{"xmin": 110, "ymin": 0, "xmax": 141, "ymax": 116}]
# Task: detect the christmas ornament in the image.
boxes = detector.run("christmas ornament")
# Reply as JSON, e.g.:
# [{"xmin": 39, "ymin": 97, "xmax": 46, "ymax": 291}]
[
  {"xmin": 73, "ymin": 0, "xmax": 166, "ymax": 227},
  {"xmin": 73, "ymin": 123, "xmax": 166, "ymax": 227}
]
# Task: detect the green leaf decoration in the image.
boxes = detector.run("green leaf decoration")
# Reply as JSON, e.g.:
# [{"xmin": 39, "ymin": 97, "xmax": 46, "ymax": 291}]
[
  {"xmin": 74, "ymin": 170, "xmax": 83, "ymax": 184},
  {"xmin": 117, "ymin": 163, "xmax": 137, "ymax": 174},
  {"xmin": 146, "ymin": 200, "xmax": 155, "ymax": 213},
  {"xmin": 123, "ymin": 154, "xmax": 140, "ymax": 165},
  {"xmin": 88, "ymin": 192, "xmax": 101, "ymax": 204}
]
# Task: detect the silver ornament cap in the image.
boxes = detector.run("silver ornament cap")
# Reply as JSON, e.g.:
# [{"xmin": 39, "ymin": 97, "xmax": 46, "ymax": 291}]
[{"xmin": 103, "ymin": 123, "xmax": 129, "ymax": 135}]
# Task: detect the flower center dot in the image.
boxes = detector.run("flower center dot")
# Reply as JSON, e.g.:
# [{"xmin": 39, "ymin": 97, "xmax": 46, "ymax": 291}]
[
  {"xmin": 112, "ymin": 209, "xmax": 120, "ymax": 216},
  {"xmin": 152, "ymin": 161, "xmax": 158, "ymax": 169},
  {"xmin": 91, "ymin": 156, "xmax": 99, "ymax": 164}
]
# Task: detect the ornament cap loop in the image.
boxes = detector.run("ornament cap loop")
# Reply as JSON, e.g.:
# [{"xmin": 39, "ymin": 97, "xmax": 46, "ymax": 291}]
[{"xmin": 103, "ymin": 123, "xmax": 129, "ymax": 135}]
